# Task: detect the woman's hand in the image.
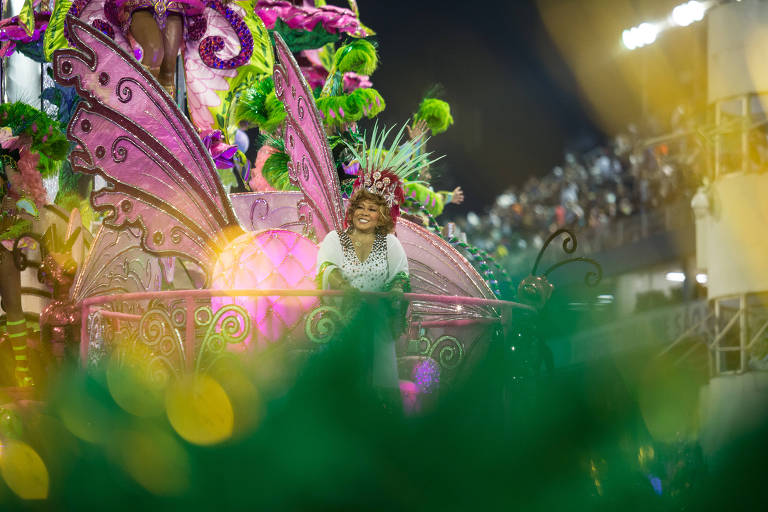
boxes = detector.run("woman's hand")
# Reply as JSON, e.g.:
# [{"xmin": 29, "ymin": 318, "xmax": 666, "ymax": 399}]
[
  {"xmin": 450, "ymin": 186, "xmax": 464, "ymax": 204},
  {"xmin": 388, "ymin": 287, "xmax": 405, "ymax": 312},
  {"xmin": 407, "ymin": 119, "xmax": 429, "ymax": 141}
]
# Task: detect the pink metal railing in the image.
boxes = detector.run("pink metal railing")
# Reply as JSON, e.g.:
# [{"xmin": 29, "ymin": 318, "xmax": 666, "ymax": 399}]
[{"xmin": 78, "ymin": 289, "xmax": 535, "ymax": 365}]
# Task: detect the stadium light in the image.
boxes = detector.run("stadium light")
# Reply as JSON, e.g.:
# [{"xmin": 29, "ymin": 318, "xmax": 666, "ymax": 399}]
[
  {"xmin": 622, "ymin": 1, "xmax": 711, "ymax": 50},
  {"xmin": 671, "ymin": 1, "xmax": 707, "ymax": 27},
  {"xmin": 622, "ymin": 22, "xmax": 659, "ymax": 50},
  {"xmin": 665, "ymin": 271, "xmax": 686, "ymax": 282}
]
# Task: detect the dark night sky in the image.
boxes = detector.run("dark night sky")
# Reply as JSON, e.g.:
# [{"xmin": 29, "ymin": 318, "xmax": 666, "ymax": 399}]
[{"xmin": 359, "ymin": 0, "xmax": 604, "ymax": 213}]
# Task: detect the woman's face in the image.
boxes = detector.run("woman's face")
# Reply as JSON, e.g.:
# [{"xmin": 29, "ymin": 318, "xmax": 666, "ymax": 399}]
[{"xmin": 352, "ymin": 199, "xmax": 381, "ymax": 234}]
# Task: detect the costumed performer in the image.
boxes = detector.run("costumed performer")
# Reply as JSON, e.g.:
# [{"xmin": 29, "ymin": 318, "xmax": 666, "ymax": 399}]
[
  {"xmin": 315, "ymin": 124, "xmax": 437, "ymax": 394},
  {"xmin": 316, "ymin": 187, "xmax": 408, "ymax": 392},
  {"xmin": 113, "ymin": 0, "xmax": 201, "ymax": 96},
  {"xmin": 401, "ymin": 97, "xmax": 463, "ymax": 222}
]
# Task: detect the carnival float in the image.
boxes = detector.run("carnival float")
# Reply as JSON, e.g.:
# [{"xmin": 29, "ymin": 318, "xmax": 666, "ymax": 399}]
[{"xmin": 0, "ymin": 0, "xmax": 601, "ymax": 407}]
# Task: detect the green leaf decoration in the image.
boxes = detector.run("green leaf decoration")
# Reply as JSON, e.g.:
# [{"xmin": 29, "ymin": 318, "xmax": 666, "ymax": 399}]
[
  {"xmin": 14, "ymin": 197, "xmax": 39, "ymax": 218},
  {"xmin": 18, "ymin": 0, "xmax": 35, "ymax": 37},
  {"xmin": 44, "ymin": 0, "xmax": 74, "ymax": 61},
  {"xmin": 269, "ymin": 19, "xmax": 340, "ymax": 53}
]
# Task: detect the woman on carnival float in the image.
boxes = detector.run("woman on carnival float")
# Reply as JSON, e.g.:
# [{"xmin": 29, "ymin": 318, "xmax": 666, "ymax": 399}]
[{"xmin": 315, "ymin": 124, "xmax": 439, "ymax": 392}]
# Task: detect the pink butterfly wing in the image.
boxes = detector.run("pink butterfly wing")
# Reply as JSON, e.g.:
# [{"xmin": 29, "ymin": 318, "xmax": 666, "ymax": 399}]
[
  {"xmin": 272, "ymin": 33, "xmax": 344, "ymax": 240},
  {"xmin": 53, "ymin": 16, "xmax": 240, "ymax": 278}
]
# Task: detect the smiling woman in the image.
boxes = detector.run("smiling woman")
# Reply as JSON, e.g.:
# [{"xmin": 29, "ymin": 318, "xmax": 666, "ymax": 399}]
[{"xmin": 317, "ymin": 188, "xmax": 407, "ymax": 294}]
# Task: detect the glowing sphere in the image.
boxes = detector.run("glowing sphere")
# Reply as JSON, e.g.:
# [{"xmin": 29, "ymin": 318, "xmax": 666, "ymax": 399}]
[{"xmin": 211, "ymin": 229, "xmax": 319, "ymax": 348}]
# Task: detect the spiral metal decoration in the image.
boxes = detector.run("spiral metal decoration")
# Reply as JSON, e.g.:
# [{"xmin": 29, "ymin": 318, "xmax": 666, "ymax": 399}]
[
  {"xmin": 136, "ymin": 307, "xmax": 185, "ymax": 381},
  {"xmin": 304, "ymin": 305, "xmax": 347, "ymax": 344},
  {"xmin": 195, "ymin": 304, "xmax": 251, "ymax": 373},
  {"xmin": 408, "ymin": 334, "xmax": 465, "ymax": 371},
  {"xmin": 530, "ymin": 228, "xmax": 602, "ymax": 288}
]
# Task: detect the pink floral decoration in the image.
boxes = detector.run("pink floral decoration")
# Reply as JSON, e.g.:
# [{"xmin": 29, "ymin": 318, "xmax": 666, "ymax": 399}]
[
  {"xmin": 249, "ymin": 144, "xmax": 278, "ymax": 192},
  {"xmin": 342, "ymin": 72, "xmax": 371, "ymax": 93},
  {"xmin": 255, "ymin": 0, "xmax": 367, "ymax": 37}
]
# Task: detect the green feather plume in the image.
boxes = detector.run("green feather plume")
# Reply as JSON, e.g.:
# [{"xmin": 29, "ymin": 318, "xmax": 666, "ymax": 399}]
[
  {"xmin": 333, "ymin": 39, "xmax": 378, "ymax": 75},
  {"xmin": 342, "ymin": 123, "xmax": 443, "ymax": 181},
  {"xmin": 415, "ymin": 98, "xmax": 454, "ymax": 135},
  {"xmin": 0, "ymin": 102, "xmax": 69, "ymax": 161},
  {"xmin": 316, "ymin": 95, "xmax": 357, "ymax": 129},
  {"xmin": 261, "ymin": 150, "xmax": 298, "ymax": 191},
  {"xmin": 346, "ymin": 88, "xmax": 385, "ymax": 119},
  {"xmin": 237, "ymin": 78, "xmax": 286, "ymax": 133}
]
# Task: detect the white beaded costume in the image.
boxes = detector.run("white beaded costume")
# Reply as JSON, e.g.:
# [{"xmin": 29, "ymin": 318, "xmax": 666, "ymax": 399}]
[
  {"xmin": 316, "ymin": 229, "xmax": 409, "ymax": 389},
  {"xmin": 316, "ymin": 230, "xmax": 409, "ymax": 292}
]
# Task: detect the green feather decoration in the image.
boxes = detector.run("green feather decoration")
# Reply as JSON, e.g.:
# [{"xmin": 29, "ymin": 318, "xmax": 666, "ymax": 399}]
[
  {"xmin": 44, "ymin": 0, "xmax": 74, "ymax": 61},
  {"xmin": 237, "ymin": 78, "xmax": 286, "ymax": 133},
  {"xmin": 333, "ymin": 39, "xmax": 378, "ymax": 75},
  {"xmin": 0, "ymin": 102, "xmax": 69, "ymax": 161},
  {"xmin": 261, "ymin": 150, "xmax": 298, "ymax": 191},
  {"xmin": 342, "ymin": 123, "xmax": 443, "ymax": 181},
  {"xmin": 316, "ymin": 95, "xmax": 358, "ymax": 129},
  {"xmin": 415, "ymin": 98, "xmax": 454, "ymax": 135},
  {"xmin": 37, "ymin": 153, "xmax": 62, "ymax": 179},
  {"xmin": 346, "ymin": 88, "xmax": 385, "ymax": 119}
]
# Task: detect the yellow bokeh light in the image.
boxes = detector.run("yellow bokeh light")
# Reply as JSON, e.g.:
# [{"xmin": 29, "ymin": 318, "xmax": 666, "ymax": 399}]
[
  {"xmin": 165, "ymin": 374, "xmax": 234, "ymax": 445},
  {"xmin": 0, "ymin": 441, "xmax": 49, "ymax": 500},
  {"xmin": 57, "ymin": 383, "xmax": 112, "ymax": 445},
  {"xmin": 107, "ymin": 349, "xmax": 167, "ymax": 418},
  {"xmin": 117, "ymin": 425, "xmax": 190, "ymax": 496}
]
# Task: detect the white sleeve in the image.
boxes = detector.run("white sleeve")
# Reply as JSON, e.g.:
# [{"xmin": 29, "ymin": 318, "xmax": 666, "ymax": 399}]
[
  {"xmin": 386, "ymin": 234, "xmax": 409, "ymax": 282},
  {"xmin": 316, "ymin": 230, "xmax": 343, "ymax": 289}
]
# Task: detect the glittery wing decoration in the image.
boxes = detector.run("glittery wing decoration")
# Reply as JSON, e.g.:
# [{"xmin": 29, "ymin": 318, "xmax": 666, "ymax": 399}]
[
  {"xmin": 70, "ymin": 226, "xmax": 165, "ymax": 304},
  {"xmin": 396, "ymin": 219, "xmax": 500, "ymax": 378},
  {"xmin": 184, "ymin": 0, "xmax": 274, "ymax": 136},
  {"xmin": 230, "ymin": 191, "xmax": 314, "ymax": 233},
  {"xmin": 272, "ymin": 32, "xmax": 344, "ymax": 240},
  {"xmin": 53, "ymin": 16, "xmax": 241, "ymax": 281},
  {"xmin": 396, "ymin": 219, "xmax": 497, "ymax": 316}
]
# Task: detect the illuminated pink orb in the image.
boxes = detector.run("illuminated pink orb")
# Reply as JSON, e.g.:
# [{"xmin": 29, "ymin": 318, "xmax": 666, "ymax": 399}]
[{"xmin": 211, "ymin": 229, "xmax": 319, "ymax": 349}]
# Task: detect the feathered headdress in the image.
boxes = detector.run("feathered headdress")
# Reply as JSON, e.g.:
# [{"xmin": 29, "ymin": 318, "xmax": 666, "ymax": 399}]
[{"xmin": 343, "ymin": 123, "xmax": 442, "ymax": 221}]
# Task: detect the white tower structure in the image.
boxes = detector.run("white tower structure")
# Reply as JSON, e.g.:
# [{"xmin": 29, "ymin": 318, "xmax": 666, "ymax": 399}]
[{"xmin": 693, "ymin": 0, "xmax": 768, "ymax": 458}]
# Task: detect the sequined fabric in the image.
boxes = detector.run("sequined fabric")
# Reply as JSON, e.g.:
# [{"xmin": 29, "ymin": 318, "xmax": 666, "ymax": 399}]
[
  {"xmin": 109, "ymin": 0, "xmax": 204, "ymax": 33},
  {"xmin": 338, "ymin": 229, "xmax": 388, "ymax": 292}
]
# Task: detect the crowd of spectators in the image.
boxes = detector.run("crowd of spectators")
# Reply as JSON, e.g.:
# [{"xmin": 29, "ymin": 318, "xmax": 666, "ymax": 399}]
[{"xmin": 452, "ymin": 108, "xmax": 706, "ymax": 261}]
